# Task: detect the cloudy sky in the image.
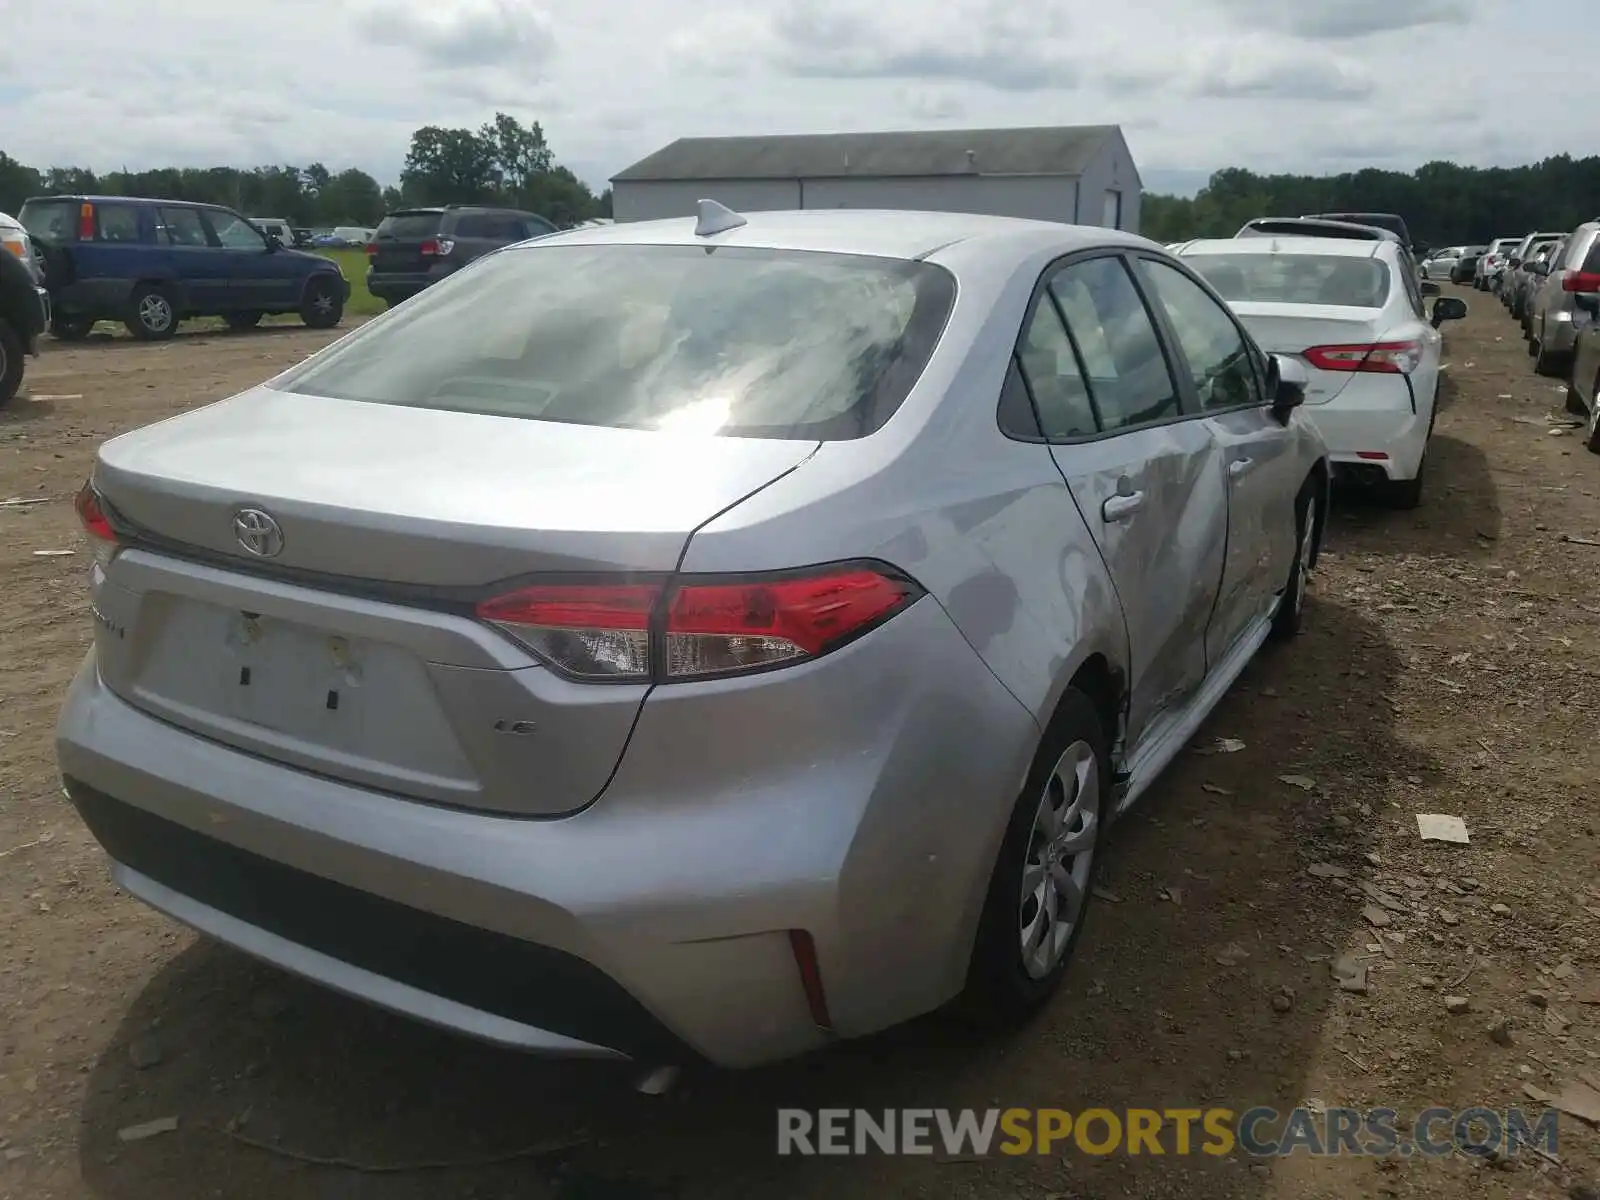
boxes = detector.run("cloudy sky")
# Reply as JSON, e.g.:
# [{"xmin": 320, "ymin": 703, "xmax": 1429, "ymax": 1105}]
[{"xmin": 2, "ymin": 0, "xmax": 1585, "ymax": 197}]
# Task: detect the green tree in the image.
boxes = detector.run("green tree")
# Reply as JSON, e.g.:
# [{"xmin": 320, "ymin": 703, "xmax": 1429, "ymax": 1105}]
[
  {"xmin": 400, "ymin": 125, "xmax": 500, "ymax": 205},
  {"xmin": 0, "ymin": 152, "xmax": 43, "ymax": 213}
]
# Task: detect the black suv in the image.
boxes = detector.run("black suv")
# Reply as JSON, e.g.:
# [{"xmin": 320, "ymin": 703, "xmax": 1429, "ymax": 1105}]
[
  {"xmin": 365, "ymin": 206, "xmax": 557, "ymax": 307},
  {"xmin": 1304, "ymin": 212, "xmax": 1414, "ymax": 252}
]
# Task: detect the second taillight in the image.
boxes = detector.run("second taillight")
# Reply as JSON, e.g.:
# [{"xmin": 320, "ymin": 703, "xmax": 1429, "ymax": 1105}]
[
  {"xmin": 1303, "ymin": 340, "xmax": 1422, "ymax": 375},
  {"xmin": 1562, "ymin": 270, "xmax": 1600, "ymax": 293},
  {"xmin": 476, "ymin": 564, "xmax": 922, "ymax": 683}
]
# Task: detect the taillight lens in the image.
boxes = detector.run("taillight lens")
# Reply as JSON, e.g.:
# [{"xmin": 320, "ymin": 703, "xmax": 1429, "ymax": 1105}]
[
  {"xmin": 78, "ymin": 203, "xmax": 95, "ymax": 241},
  {"xmin": 1563, "ymin": 271, "xmax": 1600, "ymax": 293},
  {"xmin": 364, "ymin": 241, "xmax": 378, "ymax": 256},
  {"xmin": 74, "ymin": 481, "xmax": 120, "ymax": 568},
  {"xmin": 419, "ymin": 239, "xmax": 444, "ymax": 256},
  {"xmin": 1303, "ymin": 340, "xmax": 1423, "ymax": 375},
  {"xmin": 475, "ymin": 564, "xmax": 922, "ymax": 682}
]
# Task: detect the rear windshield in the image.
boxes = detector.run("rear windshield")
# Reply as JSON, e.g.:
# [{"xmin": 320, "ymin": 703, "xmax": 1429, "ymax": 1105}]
[
  {"xmin": 275, "ymin": 244, "xmax": 957, "ymax": 440},
  {"xmin": 1185, "ymin": 253, "xmax": 1392, "ymax": 308},
  {"xmin": 17, "ymin": 199, "xmax": 79, "ymax": 243},
  {"xmin": 375, "ymin": 212, "xmax": 443, "ymax": 239}
]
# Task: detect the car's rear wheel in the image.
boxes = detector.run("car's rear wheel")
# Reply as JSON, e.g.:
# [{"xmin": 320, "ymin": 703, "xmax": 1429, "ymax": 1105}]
[
  {"xmin": 1567, "ymin": 384, "xmax": 1589, "ymax": 417},
  {"xmin": 125, "ymin": 284, "xmax": 177, "ymax": 341},
  {"xmin": 300, "ymin": 276, "xmax": 343, "ymax": 329},
  {"xmin": 0, "ymin": 318, "xmax": 22, "ymax": 406},
  {"xmin": 1270, "ymin": 485, "xmax": 1317, "ymax": 639},
  {"xmin": 962, "ymin": 687, "xmax": 1107, "ymax": 1024},
  {"xmin": 51, "ymin": 315, "xmax": 94, "ymax": 342},
  {"xmin": 1588, "ymin": 373, "xmax": 1600, "ymax": 455},
  {"xmin": 224, "ymin": 310, "xmax": 263, "ymax": 331}
]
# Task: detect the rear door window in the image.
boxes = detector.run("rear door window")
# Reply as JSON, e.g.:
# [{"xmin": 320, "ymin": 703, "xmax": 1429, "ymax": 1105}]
[
  {"xmin": 96, "ymin": 204, "xmax": 143, "ymax": 243},
  {"xmin": 1046, "ymin": 256, "xmax": 1181, "ymax": 433},
  {"xmin": 158, "ymin": 208, "xmax": 210, "ymax": 247}
]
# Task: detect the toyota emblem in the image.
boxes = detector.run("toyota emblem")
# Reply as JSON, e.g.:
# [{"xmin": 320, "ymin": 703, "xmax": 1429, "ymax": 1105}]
[{"xmin": 233, "ymin": 508, "xmax": 284, "ymax": 558}]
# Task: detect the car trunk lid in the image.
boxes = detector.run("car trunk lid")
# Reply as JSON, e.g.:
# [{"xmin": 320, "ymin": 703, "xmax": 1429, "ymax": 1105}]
[
  {"xmin": 88, "ymin": 386, "xmax": 819, "ymax": 816},
  {"xmin": 1230, "ymin": 302, "xmax": 1383, "ymax": 405}
]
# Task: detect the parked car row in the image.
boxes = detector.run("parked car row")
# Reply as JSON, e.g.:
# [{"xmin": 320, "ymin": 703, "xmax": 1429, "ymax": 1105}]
[
  {"xmin": 58, "ymin": 202, "xmax": 1339, "ymax": 1070},
  {"xmin": 1480, "ymin": 218, "xmax": 1600, "ymax": 453}
]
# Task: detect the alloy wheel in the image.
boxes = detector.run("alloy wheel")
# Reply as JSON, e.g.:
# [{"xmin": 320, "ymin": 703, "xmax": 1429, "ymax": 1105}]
[
  {"xmin": 139, "ymin": 293, "xmax": 173, "ymax": 333},
  {"xmin": 1293, "ymin": 496, "xmax": 1317, "ymax": 617},
  {"xmin": 1019, "ymin": 740, "xmax": 1100, "ymax": 980}
]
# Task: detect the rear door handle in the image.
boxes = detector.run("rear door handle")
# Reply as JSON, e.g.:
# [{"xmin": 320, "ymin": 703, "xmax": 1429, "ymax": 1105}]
[
  {"xmin": 1102, "ymin": 492, "xmax": 1145, "ymax": 522},
  {"xmin": 1228, "ymin": 457, "xmax": 1255, "ymax": 479}
]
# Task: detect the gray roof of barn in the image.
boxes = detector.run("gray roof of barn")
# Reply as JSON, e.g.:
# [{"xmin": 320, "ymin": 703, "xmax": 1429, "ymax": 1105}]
[{"xmin": 611, "ymin": 125, "xmax": 1123, "ymax": 183}]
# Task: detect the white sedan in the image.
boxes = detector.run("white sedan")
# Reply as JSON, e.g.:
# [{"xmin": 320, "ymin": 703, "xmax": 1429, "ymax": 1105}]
[{"xmin": 1171, "ymin": 235, "xmax": 1466, "ymax": 508}]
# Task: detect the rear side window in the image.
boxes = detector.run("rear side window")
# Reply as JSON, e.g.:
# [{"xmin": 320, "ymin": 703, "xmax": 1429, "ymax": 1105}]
[
  {"xmin": 96, "ymin": 204, "xmax": 143, "ymax": 243},
  {"xmin": 1017, "ymin": 296, "xmax": 1097, "ymax": 438},
  {"xmin": 275, "ymin": 244, "xmax": 956, "ymax": 441},
  {"xmin": 1047, "ymin": 257, "xmax": 1179, "ymax": 432},
  {"xmin": 377, "ymin": 212, "xmax": 443, "ymax": 239},
  {"xmin": 158, "ymin": 208, "xmax": 209, "ymax": 247},
  {"xmin": 17, "ymin": 199, "xmax": 78, "ymax": 243}
]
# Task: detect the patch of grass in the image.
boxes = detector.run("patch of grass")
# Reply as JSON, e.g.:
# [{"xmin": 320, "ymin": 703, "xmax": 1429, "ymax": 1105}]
[{"xmin": 314, "ymin": 247, "xmax": 383, "ymax": 317}]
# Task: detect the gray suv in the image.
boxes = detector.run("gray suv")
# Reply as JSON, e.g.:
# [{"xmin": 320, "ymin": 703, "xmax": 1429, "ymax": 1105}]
[
  {"xmin": 365, "ymin": 205, "xmax": 557, "ymax": 307},
  {"xmin": 1525, "ymin": 220, "xmax": 1600, "ymax": 377}
]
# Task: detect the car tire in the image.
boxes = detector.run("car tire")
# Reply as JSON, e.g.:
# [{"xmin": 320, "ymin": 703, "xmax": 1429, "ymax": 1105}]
[
  {"xmin": 1533, "ymin": 332, "xmax": 1567, "ymax": 378},
  {"xmin": 0, "ymin": 318, "xmax": 22, "ymax": 407},
  {"xmin": 51, "ymin": 315, "xmax": 94, "ymax": 342},
  {"xmin": 1567, "ymin": 384, "xmax": 1589, "ymax": 417},
  {"xmin": 300, "ymin": 276, "xmax": 344, "ymax": 329},
  {"xmin": 961, "ymin": 686, "xmax": 1109, "ymax": 1025},
  {"xmin": 125, "ymin": 284, "xmax": 177, "ymax": 341},
  {"xmin": 1587, "ymin": 373, "xmax": 1600, "ymax": 455},
  {"xmin": 1270, "ymin": 483, "xmax": 1317, "ymax": 640},
  {"xmin": 224, "ymin": 310, "xmax": 263, "ymax": 331}
]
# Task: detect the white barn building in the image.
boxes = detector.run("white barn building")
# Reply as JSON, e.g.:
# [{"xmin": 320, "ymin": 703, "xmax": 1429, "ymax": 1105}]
[{"xmin": 609, "ymin": 125, "xmax": 1142, "ymax": 233}]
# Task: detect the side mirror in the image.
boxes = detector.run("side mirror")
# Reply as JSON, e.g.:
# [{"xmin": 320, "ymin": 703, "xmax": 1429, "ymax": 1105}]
[
  {"xmin": 1419, "ymin": 280, "xmax": 1441, "ymax": 296},
  {"xmin": 1431, "ymin": 297, "xmax": 1468, "ymax": 327},
  {"xmin": 1265, "ymin": 353, "xmax": 1308, "ymax": 422},
  {"xmin": 264, "ymin": 233, "xmax": 282, "ymax": 251}
]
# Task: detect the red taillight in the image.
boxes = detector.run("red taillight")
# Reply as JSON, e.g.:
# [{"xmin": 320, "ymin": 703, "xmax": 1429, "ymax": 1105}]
[
  {"xmin": 364, "ymin": 241, "xmax": 378, "ymax": 256},
  {"xmin": 78, "ymin": 202, "xmax": 95, "ymax": 241},
  {"xmin": 1303, "ymin": 340, "xmax": 1422, "ymax": 375},
  {"xmin": 474, "ymin": 564, "xmax": 921, "ymax": 682},
  {"xmin": 419, "ymin": 239, "xmax": 439, "ymax": 256},
  {"xmin": 1563, "ymin": 271, "xmax": 1600, "ymax": 293},
  {"xmin": 74, "ymin": 481, "xmax": 120, "ymax": 568},
  {"xmin": 788, "ymin": 930, "xmax": 834, "ymax": 1032}
]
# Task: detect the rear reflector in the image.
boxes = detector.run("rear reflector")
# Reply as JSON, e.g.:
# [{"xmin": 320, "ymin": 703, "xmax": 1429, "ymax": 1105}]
[
  {"xmin": 1303, "ymin": 340, "xmax": 1423, "ymax": 375},
  {"xmin": 476, "ymin": 564, "xmax": 922, "ymax": 683},
  {"xmin": 788, "ymin": 930, "xmax": 834, "ymax": 1032},
  {"xmin": 1355, "ymin": 451, "xmax": 1390, "ymax": 460},
  {"xmin": 1563, "ymin": 271, "xmax": 1600, "ymax": 293}
]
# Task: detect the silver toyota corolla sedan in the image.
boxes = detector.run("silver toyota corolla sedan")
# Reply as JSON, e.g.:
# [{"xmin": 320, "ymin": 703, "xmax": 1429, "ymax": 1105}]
[{"xmin": 58, "ymin": 204, "xmax": 1330, "ymax": 1069}]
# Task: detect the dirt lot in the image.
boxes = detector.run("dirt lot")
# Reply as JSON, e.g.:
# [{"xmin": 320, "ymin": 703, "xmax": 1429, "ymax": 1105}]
[{"xmin": 1, "ymin": 300, "xmax": 1598, "ymax": 1200}]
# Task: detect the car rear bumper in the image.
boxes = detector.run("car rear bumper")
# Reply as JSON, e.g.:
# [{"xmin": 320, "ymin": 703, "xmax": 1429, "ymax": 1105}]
[
  {"xmin": 366, "ymin": 268, "xmax": 452, "ymax": 303},
  {"xmin": 56, "ymin": 596, "xmax": 1038, "ymax": 1067},
  {"xmin": 1304, "ymin": 379, "xmax": 1430, "ymax": 480}
]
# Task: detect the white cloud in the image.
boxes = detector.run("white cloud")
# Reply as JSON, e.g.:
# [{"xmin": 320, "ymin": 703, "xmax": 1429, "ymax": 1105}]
[{"xmin": 0, "ymin": 0, "xmax": 1585, "ymax": 193}]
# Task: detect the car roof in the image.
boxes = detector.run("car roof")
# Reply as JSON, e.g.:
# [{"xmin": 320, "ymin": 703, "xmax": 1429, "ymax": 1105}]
[
  {"xmin": 24, "ymin": 194, "xmax": 217, "ymax": 209},
  {"xmin": 1177, "ymin": 236, "xmax": 1385, "ymax": 260},
  {"xmin": 518, "ymin": 208, "xmax": 1151, "ymax": 261}
]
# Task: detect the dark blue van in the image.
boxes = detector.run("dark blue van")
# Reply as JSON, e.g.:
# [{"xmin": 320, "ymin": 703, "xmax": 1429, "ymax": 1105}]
[{"xmin": 18, "ymin": 195, "xmax": 350, "ymax": 340}]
